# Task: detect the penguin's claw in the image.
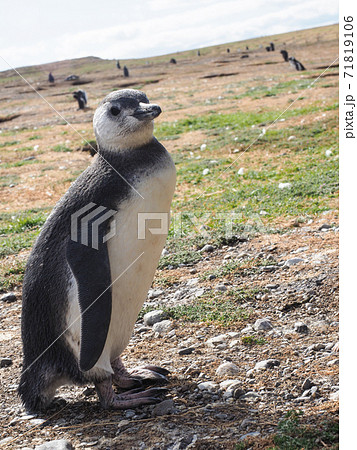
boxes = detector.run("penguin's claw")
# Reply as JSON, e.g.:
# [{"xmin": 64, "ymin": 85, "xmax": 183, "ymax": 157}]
[
  {"xmin": 128, "ymin": 366, "xmax": 169, "ymax": 385},
  {"xmin": 111, "ymin": 357, "xmax": 170, "ymax": 389},
  {"xmin": 96, "ymin": 378, "xmax": 167, "ymax": 409}
]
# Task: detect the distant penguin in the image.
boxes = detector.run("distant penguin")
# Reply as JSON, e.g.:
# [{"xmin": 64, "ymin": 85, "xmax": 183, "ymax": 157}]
[
  {"xmin": 289, "ymin": 57, "xmax": 306, "ymax": 71},
  {"xmin": 265, "ymin": 46, "xmax": 271, "ymax": 52},
  {"xmin": 227, "ymin": 48, "xmax": 230, "ymax": 53},
  {"xmin": 116, "ymin": 60, "xmax": 121, "ymax": 69},
  {"xmin": 73, "ymin": 90, "xmax": 87, "ymax": 110},
  {"xmin": 246, "ymin": 46, "xmax": 249, "ymax": 51},
  {"xmin": 123, "ymin": 66, "xmax": 129, "ymax": 77},
  {"xmin": 280, "ymin": 50, "xmax": 289, "ymax": 62},
  {"xmin": 197, "ymin": 50, "xmax": 201, "ymax": 56},
  {"xmin": 18, "ymin": 89, "xmax": 176, "ymax": 412},
  {"xmin": 270, "ymin": 42, "xmax": 275, "ymax": 51},
  {"xmin": 48, "ymin": 72, "xmax": 55, "ymax": 83},
  {"xmin": 169, "ymin": 58, "xmax": 177, "ymax": 64}
]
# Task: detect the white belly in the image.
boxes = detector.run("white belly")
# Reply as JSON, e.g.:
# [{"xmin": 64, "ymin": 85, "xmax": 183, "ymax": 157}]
[{"xmin": 65, "ymin": 162, "xmax": 176, "ymax": 377}]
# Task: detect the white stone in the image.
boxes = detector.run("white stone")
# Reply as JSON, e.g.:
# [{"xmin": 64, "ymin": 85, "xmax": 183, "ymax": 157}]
[{"xmin": 216, "ymin": 362, "xmax": 240, "ymax": 377}]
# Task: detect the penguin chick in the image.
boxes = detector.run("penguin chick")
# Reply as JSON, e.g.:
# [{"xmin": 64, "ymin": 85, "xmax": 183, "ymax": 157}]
[{"xmin": 19, "ymin": 89, "xmax": 176, "ymax": 412}]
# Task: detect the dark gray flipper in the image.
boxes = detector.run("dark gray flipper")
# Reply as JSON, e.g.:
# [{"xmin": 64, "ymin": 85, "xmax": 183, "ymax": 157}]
[{"xmin": 66, "ymin": 209, "xmax": 115, "ymax": 372}]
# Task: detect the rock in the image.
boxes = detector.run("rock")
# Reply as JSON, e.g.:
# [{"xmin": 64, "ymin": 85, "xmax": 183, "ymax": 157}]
[
  {"xmin": 241, "ymin": 391, "xmax": 260, "ymax": 400},
  {"xmin": 200, "ymin": 144, "xmax": 207, "ymax": 151},
  {"xmin": 287, "ymin": 135, "xmax": 296, "ymax": 141},
  {"xmin": 206, "ymin": 334, "xmax": 227, "ymax": 347},
  {"xmin": 178, "ymin": 347, "xmax": 195, "ymax": 355},
  {"xmin": 202, "ymin": 168, "xmax": 210, "ymax": 175},
  {"xmin": 302, "ymin": 378, "xmax": 314, "ymax": 391},
  {"xmin": 200, "ymin": 244, "xmax": 214, "ymax": 253},
  {"xmin": 125, "ymin": 409, "xmax": 136, "ymax": 418},
  {"xmin": 216, "ymin": 362, "xmax": 240, "ymax": 377},
  {"xmin": 35, "ymin": 440, "xmax": 73, "ymax": 450},
  {"xmin": 319, "ymin": 223, "xmax": 332, "ymax": 231},
  {"xmin": 240, "ymin": 418, "xmax": 255, "ymax": 428},
  {"xmin": 237, "ymin": 168, "xmax": 244, "ymax": 175},
  {"xmin": 253, "ymin": 318, "xmax": 273, "ymax": 331},
  {"xmin": 1, "ymin": 292, "xmax": 16, "ymax": 303},
  {"xmin": 254, "ymin": 359, "xmax": 280, "ymax": 371},
  {"xmin": 284, "ymin": 257, "xmax": 304, "ymax": 267},
  {"xmin": 294, "ymin": 321, "xmax": 309, "ymax": 333},
  {"xmin": 143, "ymin": 310, "xmax": 164, "ymax": 327},
  {"xmin": 325, "ymin": 150, "xmax": 333, "ymax": 157},
  {"xmin": 152, "ymin": 320, "xmax": 173, "ymax": 335},
  {"xmin": 197, "ymin": 381, "xmax": 218, "ymax": 392},
  {"xmin": 215, "ymin": 284, "xmax": 227, "ymax": 292},
  {"xmin": 0, "ymin": 358, "xmax": 13, "ymax": 368},
  {"xmin": 152, "ymin": 399, "xmax": 176, "ymax": 417},
  {"xmin": 240, "ymin": 431, "xmax": 261, "ymax": 440},
  {"xmin": 186, "ymin": 278, "xmax": 199, "ymax": 286},
  {"xmin": 330, "ymin": 391, "xmax": 339, "ymax": 401},
  {"xmin": 306, "ymin": 343, "xmax": 325, "ymax": 353},
  {"xmin": 161, "ymin": 248, "xmax": 169, "ymax": 256},
  {"xmin": 148, "ymin": 289, "xmax": 164, "ymax": 299}
]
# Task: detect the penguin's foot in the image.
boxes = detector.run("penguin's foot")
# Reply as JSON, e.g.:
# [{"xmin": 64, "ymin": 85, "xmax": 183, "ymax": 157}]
[
  {"xmin": 95, "ymin": 377, "xmax": 166, "ymax": 409},
  {"xmin": 112, "ymin": 356, "xmax": 169, "ymax": 389}
]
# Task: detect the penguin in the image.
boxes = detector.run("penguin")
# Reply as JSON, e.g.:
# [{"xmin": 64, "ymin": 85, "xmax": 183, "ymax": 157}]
[
  {"xmin": 289, "ymin": 56, "xmax": 306, "ymax": 71},
  {"xmin": 18, "ymin": 89, "xmax": 176, "ymax": 412},
  {"xmin": 73, "ymin": 89, "xmax": 87, "ymax": 110},
  {"xmin": 280, "ymin": 50, "xmax": 289, "ymax": 62}
]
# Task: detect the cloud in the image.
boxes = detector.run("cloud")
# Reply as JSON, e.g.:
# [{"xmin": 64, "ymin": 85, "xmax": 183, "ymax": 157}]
[{"xmin": 0, "ymin": 0, "xmax": 338, "ymax": 71}]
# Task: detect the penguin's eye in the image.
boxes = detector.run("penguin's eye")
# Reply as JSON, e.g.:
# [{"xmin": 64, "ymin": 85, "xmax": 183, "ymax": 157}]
[{"xmin": 110, "ymin": 106, "xmax": 121, "ymax": 116}]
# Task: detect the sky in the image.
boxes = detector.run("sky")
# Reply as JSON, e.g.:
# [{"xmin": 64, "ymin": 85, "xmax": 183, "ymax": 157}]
[{"xmin": 0, "ymin": 0, "xmax": 338, "ymax": 72}]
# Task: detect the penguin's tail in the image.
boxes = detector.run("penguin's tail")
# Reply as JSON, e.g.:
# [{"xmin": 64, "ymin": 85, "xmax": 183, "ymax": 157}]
[{"xmin": 18, "ymin": 364, "xmax": 56, "ymax": 413}]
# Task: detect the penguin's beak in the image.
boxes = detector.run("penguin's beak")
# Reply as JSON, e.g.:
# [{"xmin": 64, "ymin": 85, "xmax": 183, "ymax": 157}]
[{"xmin": 133, "ymin": 103, "xmax": 162, "ymax": 120}]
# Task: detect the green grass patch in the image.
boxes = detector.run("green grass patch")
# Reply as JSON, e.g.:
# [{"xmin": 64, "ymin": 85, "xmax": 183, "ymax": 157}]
[
  {"xmin": 241, "ymin": 335, "xmax": 267, "ymax": 346},
  {"xmin": 0, "ymin": 259, "xmax": 26, "ymax": 292},
  {"xmin": 0, "ymin": 140, "xmax": 20, "ymax": 148},
  {"xmin": 0, "ymin": 209, "xmax": 49, "ymax": 258},
  {"xmin": 164, "ymin": 291, "xmax": 251, "ymax": 326},
  {"xmin": 273, "ymin": 410, "xmax": 339, "ymax": 449},
  {"xmin": 52, "ymin": 144, "xmax": 72, "ymax": 152}
]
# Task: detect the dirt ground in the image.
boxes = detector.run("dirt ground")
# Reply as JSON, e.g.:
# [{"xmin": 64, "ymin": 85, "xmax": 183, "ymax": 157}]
[{"xmin": 0, "ymin": 24, "xmax": 338, "ymax": 449}]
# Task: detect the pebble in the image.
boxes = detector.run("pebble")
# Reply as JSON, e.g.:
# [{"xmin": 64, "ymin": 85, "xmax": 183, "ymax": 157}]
[
  {"xmin": 294, "ymin": 321, "xmax": 309, "ymax": 334},
  {"xmin": 216, "ymin": 362, "xmax": 240, "ymax": 377},
  {"xmin": 197, "ymin": 381, "xmax": 218, "ymax": 391},
  {"xmin": 302, "ymin": 378, "xmax": 314, "ymax": 391},
  {"xmin": 254, "ymin": 359, "xmax": 280, "ymax": 371},
  {"xmin": 152, "ymin": 399, "xmax": 176, "ymax": 417},
  {"xmin": 1, "ymin": 292, "xmax": 17, "ymax": 303},
  {"xmin": 237, "ymin": 168, "xmax": 244, "ymax": 175},
  {"xmin": 186, "ymin": 278, "xmax": 199, "ymax": 286},
  {"xmin": 253, "ymin": 318, "xmax": 273, "ymax": 331},
  {"xmin": 287, "ymin": 135, "xmax": 296, "ymax": 141},
  {"xmin": 200, "ymin": 144, "xmax": 207, "ymax": 151},
  {"xmin": 178, "ymin": 347, "xmax": 195, "ymax": 355},
  {"xmin": 152, "ymin": 320, "xmax": 173, "ymax": 335},
  {"xmin": 200, "ymin": 244, "xmax": 214, "ymax": 253},
  {"xmin": 35, "ymin": 440, "xmax": 73, "ymax": 450},
  {"xmin": 143, "ymin": 310, "xmax": 164, "ymax": 326},
  {"xmin": 202, "ymin": 168, "xmax": 210, "ymax": 176},
  {"xmin": 215, "ymin": 284, "xmax": 227, "ymax": 292},
  {"xmin": 284, "ymin": 257, "xmax": 304, "ymax": 267},
  {"xmin": 206, "ymin": 335, "xmax": 227, "ymax": 347},
  {"xmin": 148, "ymin": 289, "xmax": 164, "ymax": 299},
  {"xmin": 0, "ymin": 358, "xmax": 13, "ymax": 368},
  {"xmin": 240, "ymin": 431, "xmax": 261, "ymax": 440}
]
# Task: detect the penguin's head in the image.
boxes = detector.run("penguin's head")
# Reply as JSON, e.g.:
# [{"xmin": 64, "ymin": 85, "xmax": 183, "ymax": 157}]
[{"xmin": 93, "ymin": 89, "xmax": 161, "ymax": 151}]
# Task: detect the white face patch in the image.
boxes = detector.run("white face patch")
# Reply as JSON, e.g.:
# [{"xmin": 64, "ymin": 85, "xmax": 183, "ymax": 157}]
[{"xmin": 93, "ymin": 102, "xmax": 155, "ymax": 151}]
